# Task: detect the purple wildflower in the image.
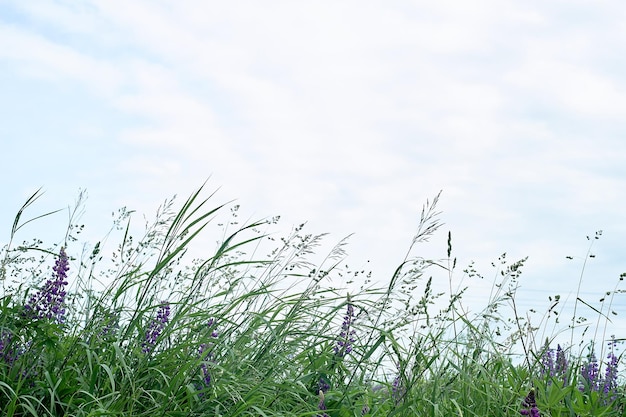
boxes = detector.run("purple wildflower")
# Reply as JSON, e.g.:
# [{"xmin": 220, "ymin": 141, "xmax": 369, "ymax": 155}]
[
  {"xmin": 24, "ymin": 247, "xmax": 69, "ymax": 322},
  {"xmin": 197, "ymin": 319, "xmax": 219, "ymax": 394},
  {"xmin": 99, "ymin": 310, "xmax": 120, "ymax": 340},
  {"xmin": 0, "ymin": 330, "xmax": 19, "ymax": 366},
  {"xmin": 541, "ymin": 346, "xmax": 555, "ymax": 377},
  {"xmin": 520, "ymin": 389, "xmax": 540, "ymax": 417},
  {"xmin": 555, "ymin": 345, "xmax": 568, "ymax": 383},
  {"xmin": 207, "ymin": 318, "xmax": 218, "ymax": 338},
  {"xmin": 318, "ymin": 377, "xmax": 330, "ymax": 393},
  {"xmin": 142, "ymin": 301, "xmax": 170, "ymax": 354},
  {"xmin": 603, "ymin": 352, "xmax": 618, "ymax": 394},
  {"xmin": 541, "ymin": 344, "xmax": 568, "ymax": 385},
  {"xmin": 198, "ymin": 343, "xmax": 212, "ymax": 387},
  {"xmin": 317, "ymin": 390, "xmax": 329, "ymax": 417},
  {"xmin": 334, "ymin": 301, "xmax": 356, "ymax": 357},
  {"xmin": 392, "ymin": 372, "xmax": 405, "ymax": 405},
  {"xmin": 601, "ymin": 337, "xmax": 619, "ymax": 400},
  {"xmin": 577, "ymin": 338, "xmax": 622, "ymax": 405},
  {"xmin": 581, "ymin": 351, "xmax": 600, "ymax": 392}
]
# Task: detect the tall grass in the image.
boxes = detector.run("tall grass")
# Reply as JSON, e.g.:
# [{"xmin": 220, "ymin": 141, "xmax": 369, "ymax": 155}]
[{"xmin": 0, "ymin": 185, "xmax": 623, "ymax": 416}]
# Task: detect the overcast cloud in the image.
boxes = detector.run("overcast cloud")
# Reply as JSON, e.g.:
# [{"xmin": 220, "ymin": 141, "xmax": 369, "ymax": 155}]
[{"xmin": 1, "ymin": 1, "xmax": 625, "ymax": 347}]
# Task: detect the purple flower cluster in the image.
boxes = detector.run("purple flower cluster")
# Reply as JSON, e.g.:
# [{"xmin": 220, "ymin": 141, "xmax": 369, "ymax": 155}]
[
  {"xmin": 99, "ymin": 309, "xmax": 120, "ymax": 340},
  {"xmin": 317, "ymin": 390, "xmax": 330, "ymax": 417},
  {"xmin": 142, "ymin": 301, "xmax": 171, "ymax": 354},
  {"xmin": 198, "ymin": 319, "xmax": 218, "ymax": 390},
  {"xmin": 391, "ymin": 370, "xmax": 405, "ymax": 405},
  {"xmin": 334, "ymin": 301, "xmax": 356, "ymax": 358},
  {"xmin": 540, "ymin": 338, "xmax": 620, "ymax": 404},
  {"xmin": 555, "ymin": 345, "xmax": 568, "ymax": 378},
  {"xmin": 520, "ymin": 389, "xmax": 540, "ymax": 417},
  {"xmin": 541, "ymin": 346, "xmax": 553, "ymax": 374},
  {"xmin": 0, "ymin": 330, "xmax": 18, "ymax": 367},
  {"xmin": 318, "ymin": 377, "xmax": 330, "ymax": 393},
  {"xmin": 580, "ymin": 338, "xmax": 620, "ymax": 402},
  {"xmin": 24, "ymin": 247, "xmax": 69, "ymax": 322},
  {"xmin": 603, "ymin": 350, "xmax": 619, "ymax": 397},
  {"xmin": 198, "ymin": 344, "xmax": 212, "ymax": 387},
  {"xmin": 581, "ymin": 351, "xmax": 600, "ymax": 392},
  {"xmin": 207, "ymin": 318, "xmax": 218, "ymax": 338},
  {"xmin": 541, "ymin": 344, "xmax": 568, "ymax": 384}
]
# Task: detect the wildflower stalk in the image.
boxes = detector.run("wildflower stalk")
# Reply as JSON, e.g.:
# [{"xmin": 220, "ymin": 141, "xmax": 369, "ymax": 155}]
[
  {"xmin": 142, "ymin": 301, "xmax": 171, "ymax": 354},
  {"xmin": 520, "ymin": 389, "xmax": 540, "ymax": 417},
  {"xmin": 334, "ymin": 297, "xmax": 356, "ymax": 358},
  {"xmin": 23, "ymin": 247, "xmax": 69, "ymax": 322}
]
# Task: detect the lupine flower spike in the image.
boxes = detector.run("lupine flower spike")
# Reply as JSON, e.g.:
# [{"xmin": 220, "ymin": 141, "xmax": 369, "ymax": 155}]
[
  {"xmin": 520, "ymin": 389, "xmax": 540, "ymax": 417},
  {"xmin": 318, "ymin": 377, "xmax": 330, "ymax": 393},
  {"xmin": 392, "ymin": 364, "xmax": 406, "ymax": 405},
  {"xmin": 198, "ymin": 319, "xmax": 219, "ymax": 391},
  {"xmin": 24, "ymin": 247, "xmax": 69, "ymax": 322},
  {"xmin": 602, "ymin": 336, "xmax": 619, "ymax": 401},
  {"xmin": 334, "ymin": 297, "xmax": 356, "ymax": 358},
  {"xmin": 541, "ymin": 344, "xmax": 554, "ymax": 377},
  {"xmin": 317, "ymin": 390, "xmax": 329, "ymax": 417},
  {"xmin": 0, "ymin": 330, "xmax": 18, "ymax": 366},
  {"xmin": 541, "ymin": 343, "xmax": 568, "ymax": 385},
  {"xmin": 142, "ymin": 301, "xmax": 171, "ymax": 354},
  {"xmin": 555, "ymin": 344, "xmax": 568, "ymax": 384},
  {"xmin": 581, "ymin": 350, "xmax": 600, "ymax": 392}
]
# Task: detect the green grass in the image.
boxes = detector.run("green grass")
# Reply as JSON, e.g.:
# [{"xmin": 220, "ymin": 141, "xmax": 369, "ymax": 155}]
[{"xmin": 0, "ymin": 185, "xmax": 624, "ymax": 416}]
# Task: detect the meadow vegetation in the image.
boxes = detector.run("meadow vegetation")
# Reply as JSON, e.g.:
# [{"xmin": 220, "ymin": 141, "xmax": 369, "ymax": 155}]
[{"xmin": 0, "ymin": 185, "xmax": 624, "ymax": 416}]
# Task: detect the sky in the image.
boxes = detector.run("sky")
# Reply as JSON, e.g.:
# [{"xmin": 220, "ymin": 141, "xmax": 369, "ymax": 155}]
[{"xmin": 1, "ymin": 1, "xmax": 626, "ymax": 351}]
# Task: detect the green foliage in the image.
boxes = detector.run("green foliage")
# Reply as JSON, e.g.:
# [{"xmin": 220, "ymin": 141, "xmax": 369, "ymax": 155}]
[{"xmin": 0, "ymin": 185, "xmax": 623, "ymax": 416}]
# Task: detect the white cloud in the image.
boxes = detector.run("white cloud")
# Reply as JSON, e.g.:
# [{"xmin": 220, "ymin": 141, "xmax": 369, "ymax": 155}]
[
  {"xmin": 506, "ymin": 58, "xmax": 626, "ymax": 120},
  {"xmin": 2, "ymin": 0, "xmax": 626, "ymax": 336},
  {"xmin": 0, "ymin": 23, "xmax": 123, "ymax": 95}
]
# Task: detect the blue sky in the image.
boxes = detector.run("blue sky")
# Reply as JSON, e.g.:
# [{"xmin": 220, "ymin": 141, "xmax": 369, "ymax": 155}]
[{"xmin": 1, "ymin": 1, "xmax": 625, "ymax": 349}]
